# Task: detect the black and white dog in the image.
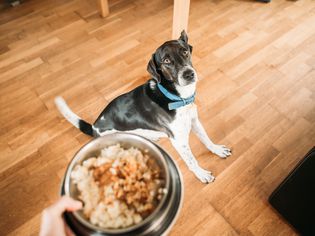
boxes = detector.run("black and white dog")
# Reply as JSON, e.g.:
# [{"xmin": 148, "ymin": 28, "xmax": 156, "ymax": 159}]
[{"xmin": 55, "ymin": 31, "xmax": 231, "ymax": 183}]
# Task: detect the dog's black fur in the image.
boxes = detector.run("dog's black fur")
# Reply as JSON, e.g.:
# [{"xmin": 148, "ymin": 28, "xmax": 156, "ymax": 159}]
[{"xmin": 80, "ymin": 31, "xmax": 194, "ymax": 138}]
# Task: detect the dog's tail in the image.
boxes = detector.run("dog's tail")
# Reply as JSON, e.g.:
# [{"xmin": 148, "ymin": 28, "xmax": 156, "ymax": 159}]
[{"xmin": 55, "ymin": 96, "xmax": 94, "ymax": 137}]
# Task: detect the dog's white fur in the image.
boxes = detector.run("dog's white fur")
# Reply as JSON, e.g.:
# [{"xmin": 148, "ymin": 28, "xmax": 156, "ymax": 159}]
[
  {"xmin": 55, "ymin": 97, "xmax": 80, "ymax": 129},
  {"xmin": 169, "ymin": 81, "xmax": 230, "ymax": 182},
  {"xmin": 55, "ymin": 72, "xmax": 231, "ymax": 183},
  {"xmin": 96, "ymin": 128, "xmax": 168, "ymax": 141}
]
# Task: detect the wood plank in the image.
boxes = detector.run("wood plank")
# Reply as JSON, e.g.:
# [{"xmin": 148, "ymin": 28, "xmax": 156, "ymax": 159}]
[{"xmin": 0, "ymin": 0, "xmax": 314, "ymax": 235}]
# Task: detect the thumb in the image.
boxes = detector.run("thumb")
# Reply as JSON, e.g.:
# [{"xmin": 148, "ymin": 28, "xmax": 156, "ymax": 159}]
[{"xmin": 51, "ymin": 196, "xmax": 82, "ymax": 215}]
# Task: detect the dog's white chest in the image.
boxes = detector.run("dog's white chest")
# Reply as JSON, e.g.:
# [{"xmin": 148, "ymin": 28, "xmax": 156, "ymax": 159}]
[{"xmin": 169, "ymin": 104, "xmax": 197, "ymax": 137}]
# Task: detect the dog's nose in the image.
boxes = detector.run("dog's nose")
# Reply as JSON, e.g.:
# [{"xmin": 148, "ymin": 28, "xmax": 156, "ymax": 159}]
[{"xmin": 183, "ymin": 69, "xmax": 195, "ymax": 81}]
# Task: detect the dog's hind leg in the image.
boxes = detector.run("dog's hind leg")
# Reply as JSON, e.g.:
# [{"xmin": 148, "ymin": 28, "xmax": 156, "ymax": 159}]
[
  {"xmin": 125, "ymin": 129, "xmax": 168, "ymax": 142},
  {"xmin": 94, "ymin": 128, "xmax": 167, "ymax": 142},
  {"xmin": 170, "ymin": 138, "xmax": 215, "ymax": 183},
  {"xmin": 192, "ymin": 117, "xmax": 231, "ymax": 158}
]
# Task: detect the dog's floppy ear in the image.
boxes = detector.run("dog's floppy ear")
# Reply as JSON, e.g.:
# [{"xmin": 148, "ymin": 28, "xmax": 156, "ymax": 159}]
[
  {"xmin": 147, "ymin": 54, "xmax": 161, "ymax": 83},
  {"xmin": 179, "ymin": 30, "xmax": 188, "ymax": 43}
]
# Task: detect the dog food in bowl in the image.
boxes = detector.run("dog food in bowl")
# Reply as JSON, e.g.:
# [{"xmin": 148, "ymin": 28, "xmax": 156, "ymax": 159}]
[{"xmin": 70, "ymin": 144, "xmax": 166, "ymax": 229}]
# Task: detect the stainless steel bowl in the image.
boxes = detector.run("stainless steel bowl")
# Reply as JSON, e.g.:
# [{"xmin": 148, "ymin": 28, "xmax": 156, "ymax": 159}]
[{"xmin": 61, "ymin": 133, "xmax": 183, "ymax": 236}]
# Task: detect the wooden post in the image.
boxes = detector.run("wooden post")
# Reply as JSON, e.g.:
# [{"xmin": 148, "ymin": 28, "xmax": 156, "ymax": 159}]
[
  {"xmin": 99, "ymin": 0, "xmax": 109, "ymax": 18},
  {"xmin": 172, "ymin": 0, "xmax": 190, "ymax": 39}
]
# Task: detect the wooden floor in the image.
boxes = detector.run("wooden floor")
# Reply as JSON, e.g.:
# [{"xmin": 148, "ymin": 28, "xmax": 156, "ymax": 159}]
[{"xmin": 0, "ymin": 0, "xmax": 314, "ymax": 235}]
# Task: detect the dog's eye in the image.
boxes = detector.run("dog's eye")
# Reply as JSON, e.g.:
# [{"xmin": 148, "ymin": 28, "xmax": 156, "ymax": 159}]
[
  {"xmin": 163, "ymin": 58, "xmax": 171, "ymax": 64},
  {"xmin": 183, "ymin": 50, "xmax": 189, "ymax": 56}
]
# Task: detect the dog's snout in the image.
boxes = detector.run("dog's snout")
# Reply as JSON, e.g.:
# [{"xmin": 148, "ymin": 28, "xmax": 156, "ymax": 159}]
[{"xmin": 183, "ymin": 69, "xmax": 195, "ymax": 81}]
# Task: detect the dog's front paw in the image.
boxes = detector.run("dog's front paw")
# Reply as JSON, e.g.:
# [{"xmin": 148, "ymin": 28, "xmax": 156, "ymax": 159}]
[
  {"xmin": 210, "ymin": 144, "xmax": 232, "ymax": 158},
  {"xmin": 192, "ymin": 166, "xmax": 215, "ymax": 183}
]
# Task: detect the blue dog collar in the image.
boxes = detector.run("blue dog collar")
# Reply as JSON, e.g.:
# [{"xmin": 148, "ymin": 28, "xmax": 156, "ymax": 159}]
[{"xmin": 157, "ymin": 83, "xmax": 195, "ymax": 110}]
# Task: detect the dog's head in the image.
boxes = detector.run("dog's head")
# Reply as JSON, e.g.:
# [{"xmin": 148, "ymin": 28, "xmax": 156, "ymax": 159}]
[{"xmin": 147, "ymin": 30, "xmax": 197, "ymax": 87}]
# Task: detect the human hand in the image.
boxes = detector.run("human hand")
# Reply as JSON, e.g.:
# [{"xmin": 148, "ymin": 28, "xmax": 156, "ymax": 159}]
[{"xmin": 39, "ymin": 196, "xmax": 82, "ymax": 236}]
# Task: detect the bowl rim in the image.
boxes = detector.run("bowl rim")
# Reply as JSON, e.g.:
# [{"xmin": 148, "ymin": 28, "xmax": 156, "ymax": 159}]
[
  {"xmin": 159, "ymin": 145, "xmax": 184, "ymax": 236},
  {"xmin": 63, "ymin": 132, "xmax": 171, "ymax": 234}
]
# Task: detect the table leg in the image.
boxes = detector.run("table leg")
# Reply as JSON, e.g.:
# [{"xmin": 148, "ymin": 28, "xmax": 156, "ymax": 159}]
[
  {"xmin": 172, "ymin": 0, "xmax": 190, "ymax": 39},
  {"xmin": 99, "ymin": 0, "xmax": 109, "ymax": 17}
]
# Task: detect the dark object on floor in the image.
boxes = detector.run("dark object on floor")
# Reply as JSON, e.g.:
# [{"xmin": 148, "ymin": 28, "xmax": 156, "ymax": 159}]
[
  {"xmin": 269, "ymin": 147, "xmax": 315, "ymax": 236},
  {"xmin": 5, "ymin": 0, "xmax": 21, "ymax": 7},
  {"xmin": 257, "ymin": 0, "xmax": 271, "ymax": 2}
]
